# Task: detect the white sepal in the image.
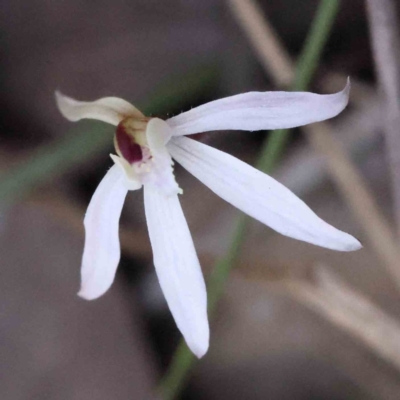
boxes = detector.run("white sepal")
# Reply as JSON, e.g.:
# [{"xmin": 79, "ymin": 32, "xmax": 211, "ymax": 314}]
[
  {"xmin": 144, "ymin": 185, "xmax": 209, "ymax": 358},
  {"xmin": 168, "ymin": 136, "xmax": 361, "ymax": 252},
  {"xmin": 55, "ymin": 91, "xmax": 143, "ymax": 126},
  {"xmin": 167, "ymin": 80, "xmax": 350, "ymax": 136},
  {"xmin": 79, "ymin": 165, "xmax": 128, "ymax": 300}
]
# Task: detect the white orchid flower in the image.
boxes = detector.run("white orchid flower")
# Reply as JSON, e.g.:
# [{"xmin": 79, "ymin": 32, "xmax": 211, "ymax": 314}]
[{"xmin": 55, "ymin": 81, "xmax": 361, "ymax": 358}]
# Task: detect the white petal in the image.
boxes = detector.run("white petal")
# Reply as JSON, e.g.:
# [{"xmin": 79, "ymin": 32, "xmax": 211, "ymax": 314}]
[
  {"xmin": 167, "ymin": 80, "xmax": 350, "ymax": 136},
  {"xmin": 79, "ymin": 164, "xmax": 128, "ymax": 300},
  {"xmin": 144, "ymin": 118, "xmax": 182, "ymax": 196},
  {"xmin": 55, "ymin": 91, "xmax": 144, "ymax": 126},
  {"xmin": 144, "ymin": 185, "xmax": 209, "ymax": 358},
  {"xmin": 168, "ymin": 137, "xmax": 361, "ymax": 252}
]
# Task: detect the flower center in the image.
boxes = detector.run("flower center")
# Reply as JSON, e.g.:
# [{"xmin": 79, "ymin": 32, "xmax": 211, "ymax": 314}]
[{"xmin": 114, "ymin": 117, "xmax": 151, "ymax": 164}]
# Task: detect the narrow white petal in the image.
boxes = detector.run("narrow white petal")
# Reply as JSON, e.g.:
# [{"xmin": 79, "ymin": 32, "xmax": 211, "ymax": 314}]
[
  {"xmin": 167, "ymin": 80, "xmax": 350, "ymax": 136},
  {"xmin": 144, "ymin": 186, "xmax": 209, "ymax": 358},
  {"xmin": 168, "ymin": 137, "xmax": 361, "ymax": 252},
  {"xmin": 79, "ymin": 164, "xmax": 128, "ymax": 300},
  {"xmin": 55, "ymin": 91, "xmax": 144, "ymax": 126}
]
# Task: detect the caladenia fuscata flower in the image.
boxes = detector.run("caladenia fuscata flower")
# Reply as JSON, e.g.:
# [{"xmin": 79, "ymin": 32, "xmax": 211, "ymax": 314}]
[{"xmin": 55, "ymin": 81, "xmax": 361, "ymax": 358}]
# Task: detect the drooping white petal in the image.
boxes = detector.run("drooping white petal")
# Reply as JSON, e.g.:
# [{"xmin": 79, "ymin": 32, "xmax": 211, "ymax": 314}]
[
  {"xmin": 79, "ymin": 164, "xmax": 128, "ymax": 300},
  {"xmin": 167, "ymin": 80, "xmax": 350, "ymax": 136},
  {"xmin": 168, "ymin": 137, "xmax": 361, "ymax": 252},
  {"xmin": 144, "ymin": 185, "xmax": 209, "ymax": 358},
  {"xmin": 144, "ymin": 118, "xmax": 182, "ymax": 196},
  {"xmin": 55, "ymin": 91, "xmax": 143, "ymax": 126}
]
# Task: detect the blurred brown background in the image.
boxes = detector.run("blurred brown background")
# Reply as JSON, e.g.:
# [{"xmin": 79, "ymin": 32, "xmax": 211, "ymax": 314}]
[{"xmin": 1, "ymin": 1, "xmax": 400, "ymax": 399}]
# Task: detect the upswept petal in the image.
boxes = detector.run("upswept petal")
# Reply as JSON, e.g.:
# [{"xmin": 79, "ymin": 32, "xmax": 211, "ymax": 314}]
[
  {"xmin": 55, "ymin": 91, "xmax": 143, "ymax": 126},
  {"xmin": 144, "ymin": 185, "xmax": 209, "ymax": 358},
  {"xmin": 168, "ymin": 137, "xmax": 361, "ymax": 252},
  {"xmin": 79, "ymin": 164, "xmax": 128, "ymax": 300},
  {"xmin": 167, "ymin": 80, "xmax": 350, "ymax": 136}
]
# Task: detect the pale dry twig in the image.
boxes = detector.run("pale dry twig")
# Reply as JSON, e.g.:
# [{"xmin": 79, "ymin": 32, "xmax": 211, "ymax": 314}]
[
  {"xmin": 366, "ymin": 0, "xmax": 400, "ymax": 235},
  {"xmin": 286, "ymin": 265, "xmax": 400, "ymax": 372}
]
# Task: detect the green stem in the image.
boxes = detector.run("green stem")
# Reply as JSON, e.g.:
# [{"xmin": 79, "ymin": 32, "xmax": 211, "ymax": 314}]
[
  {"xmin": 158, "ymin": 213, "xmax": 247, "ymax": 400},
  {"xmin": 294, "ymin": 0, "xmax": 341, "ymax": 92},
  {"xmin": 158, "ymin": 1, "xmax": 340, "ymax": 399}
]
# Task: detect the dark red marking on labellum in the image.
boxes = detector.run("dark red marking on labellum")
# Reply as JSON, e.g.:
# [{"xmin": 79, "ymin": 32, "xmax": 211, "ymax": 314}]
[{"xmin": 116, "ymin": 123, "xmax": 143, "ymax": 164}]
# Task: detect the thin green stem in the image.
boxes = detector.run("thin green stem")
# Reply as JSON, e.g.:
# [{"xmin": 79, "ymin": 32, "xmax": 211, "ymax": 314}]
[
  {"xmin": 158, "ymin": 1, "xmax": 341, "ymax": 399},
  {"xmin": 158, "ymin": 213, "xmax": 247, "ymax": 400},
  {"xmin": 294, "ymin": 0, "xmax": 341, "ymax": 92}
]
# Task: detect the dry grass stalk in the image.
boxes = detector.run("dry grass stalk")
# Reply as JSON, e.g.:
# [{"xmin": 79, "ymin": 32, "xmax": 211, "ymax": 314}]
[
  {"xmin": 366, "ymin": 0, "xmax": 400, "ymax": 234},
  {"xmin": 27, "ymin": 190, "xmax": 216, "ymax": 268},
  {"xmin": 287, "ymin": 265, "xmax": 400, "ymax": 372}
]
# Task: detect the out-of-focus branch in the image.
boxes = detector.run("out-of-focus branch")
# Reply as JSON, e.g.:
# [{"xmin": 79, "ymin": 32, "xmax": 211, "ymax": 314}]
[
  {"xmin": 286, "ymin": 265, "xmax": 400, "ymax": 372},
  {"xmin": 240, "ymin": 260, "xmax": 400, "ymax": 374},
  {"xmin": 366, "ymin": 0, "xmax": 400, "ymax": 234},
  {"xmin": 276, "ymin": 98, "xmax": 381, "ymax": 195},
  {"xmin": 229, "ymin": 0, "xmax": 372, "ymax": 102},
  {"xmin": 228, "ymin": 0, "xmax": 400, "ymax": 289},
  {"xmin": 228, "ymin": 0, "xmax": 293, "ymax": 87},
  {"xmin": 306, "ymin": 123, "xmax": 400, "ymax": 283},
  {"xmin": 28, "ymin": 191, "xmax": 216, "ymax": 268},
  {"xmin": 29, "ymin": 192, "xmax": 152, "ymax": 259}
]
